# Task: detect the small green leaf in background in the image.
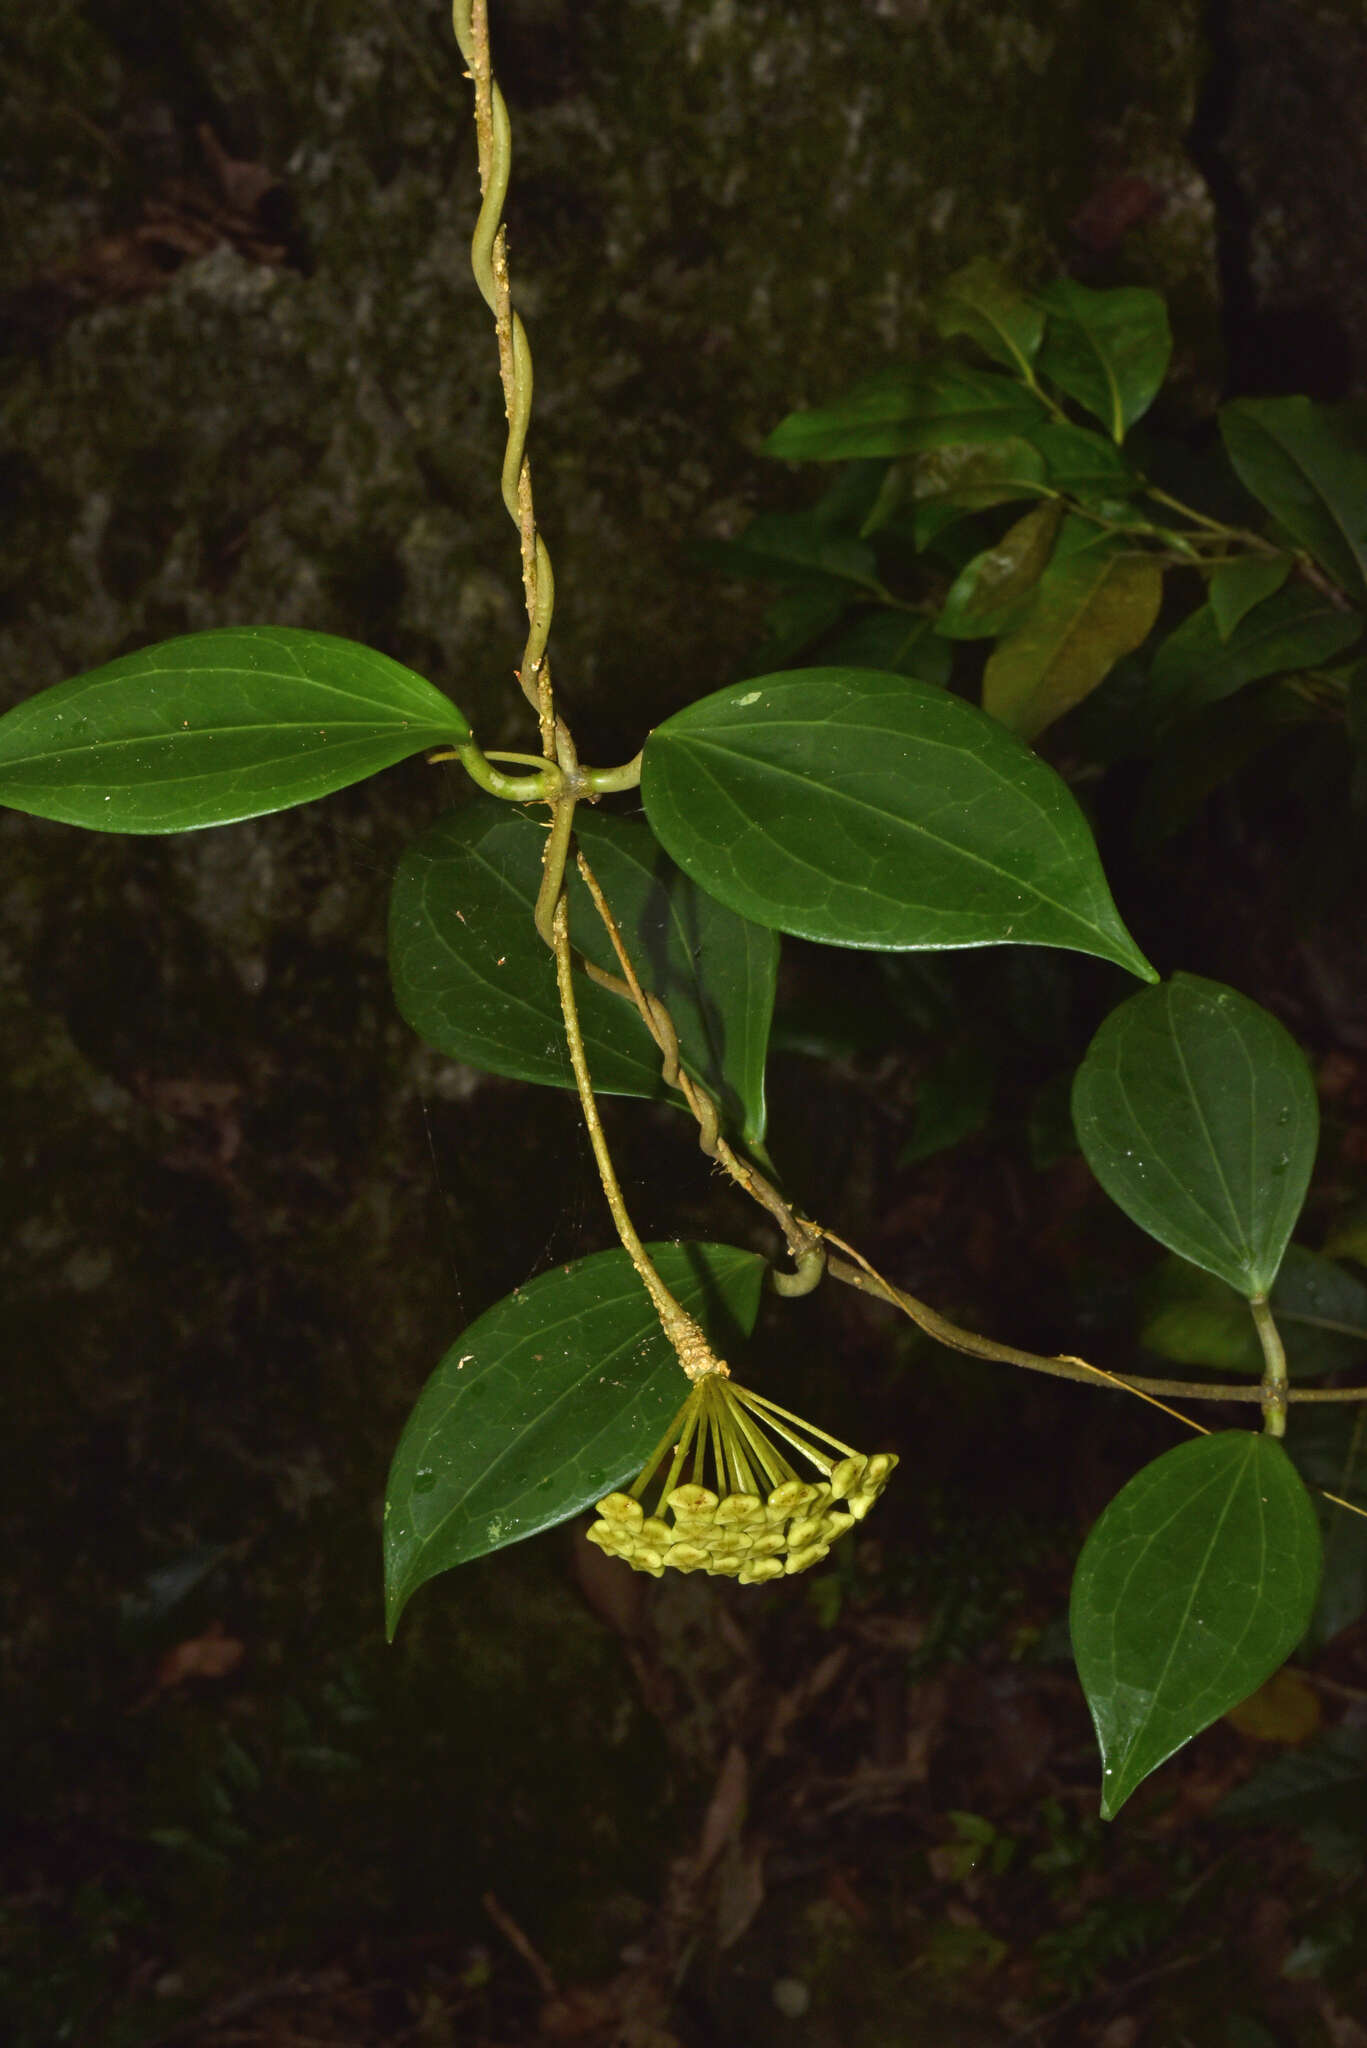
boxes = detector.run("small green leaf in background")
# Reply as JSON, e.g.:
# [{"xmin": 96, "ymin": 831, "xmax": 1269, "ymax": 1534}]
[
  {"xmin": 1223, "ymin": 2022, "xmax": 1280, "ymax": 2048},
  {"xmin": 906, "ymin": 437, "xmax": 1050, "ymax": 531},
  {"xmin": 1034, "ymin": 279, "xmax": 1172, "ymax": 441},
  {"xmin": 1220, "ymin": 396, "xmax": 1367, "ymax": 601},
  {"xmin": 0, "ymin": 626, "xmax": 470, "ymax": 832},
  {"xmin": 694, "ymin": 509, "xmax": 882, "ymax": 593},
  {"xmin": 1148, "ymin": 581, "xmax": 1361, "ymax": 724},
  {"xmin": 816, "ymin": 610, "xmax": 953, "ymax": 686},
  {"xmin": 1282, "ymin": 1407, "xmax": 1367, "ymax": 1651},
  {"xmin": 936, "ymin": 502, "xmax": 1063, "ymax": 640},
  {"xmin": 384, "ymin": 1241, "xmax": 767, "ymax": 1634},
  {"xmin": 764, "ymin": 361, "xmax": 1049, "ymax": 462},
  {"xmin": 1325, "ymin": 1200, "xmax": 1367, "ymax": 1266},
  {"xmin": 1348, "ymin": 659, "xmax": 1367, "ymax": 811},
  {"xmin": 640, "ymin": 666, "xmax": 1155, "ymax": 979},
  {"xmin": 900, "ymin": 1037, "xmax": 997, "ymax": 1163},
  {"xmin": 1070, "ymin": 1432, "xmax": 1321, "ymax": 1819},
  {"xmin": 1072, "ymin": 974, "xmax": 1319, "ymax": 1295},
  {"xmin": 982, "ymin": 517, "xmax": 1164, "ymax": 737},
  {"xmin": 389, "ymin": 801, "xmax": 778, "ymax": 1143},
  {"xmin": 695, "ymin": 471, "xmax": 896, "ymax": 670},
  {"xmin": 1219, "ymin": 1725, "xmax": 1367, "ymax": 1834},
  {"xmin": 1208, "ymin": 553, "xmax": 1293, "ymax": 640},
  {"xmin": 756, "ymin": 585, "xmax": 853, "ymax": 667},
  {"xmin": 1134, "ymin": 681, "xmax": 1319, "ymax": 845},
  {"xmin": 1141, "ymin": 1245, "xmax": 1367, "ymax": 1379},
  {"xmin": 1027, "ymin": 422, "xmax": 1141, "ymax": 503},
  {"xmin": 931, "ymin": 258, "xmax": 1046, "ymax": 376}
]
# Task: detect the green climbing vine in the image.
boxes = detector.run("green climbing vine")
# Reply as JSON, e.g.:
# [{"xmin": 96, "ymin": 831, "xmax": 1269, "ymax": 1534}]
[{"xmin": 4, "ymin": 0, "xmax": 1367, "ymax": 1821}]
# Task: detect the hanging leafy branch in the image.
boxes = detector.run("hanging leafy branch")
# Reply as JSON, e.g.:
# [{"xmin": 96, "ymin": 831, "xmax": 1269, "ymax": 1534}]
[{"xmin": 2, "ymin": 1, "xmax": 1365, "ymax": 1820}]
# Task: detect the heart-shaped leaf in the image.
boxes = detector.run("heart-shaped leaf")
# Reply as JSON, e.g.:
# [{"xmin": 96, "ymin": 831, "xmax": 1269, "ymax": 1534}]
[
  {"xmin": 388, "ymin": 800, "xmax": 778, "ymax": 1143},
  {"xmin": 0, "ymin": 627, "xmax": 468, "ymax": 831},
  {"xmin": 1072, "ymin": 974, "xmax": 1319, "ymax": 1296},
  {"xmin": 764, "ymin": 362, "xmax": 1049, "ymax": 462},
  {"xmin": 384, "ymin": 1240, "xmax": 766, "ymax": 1633},
  {"xmin": 982, "ymin": 519, "xmax": 1164, "ymax": 736},
  {"xmin": 640, "ymin": 667, "xmax": 1155, "ymax": 980},
  {"xmin": 931, "ymin": 258, "xmax": 1046, "ymax": 376},
  {"xmin": 1035, "ymin": 280, "xmax": 1172, "ymax": 441},
  {"xmin": 1071, "ymin": 1431, "xmax": 1321, "ymax": 1818},
  {"xmin": 1220, "ymin": 397, "xmax": 1367, "ymax": 601}
]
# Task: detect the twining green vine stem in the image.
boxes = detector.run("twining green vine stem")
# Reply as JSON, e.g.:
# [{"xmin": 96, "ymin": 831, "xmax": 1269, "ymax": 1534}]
[
  {"xmin": 568, "ymin": 849, "xmax": 1367, "ymax": 1411},
  {"xmin": 446, "ymin": 739, "xmax": 561, "ymax": 803},
  {"xmin": 1250, "ymin": 1294, "xmax": 1289, "ymax": 1437},
  {"xmin": 452, "ymin": 0, "xmax": 1367, "ymax": 1443},
  {"xmin": 452, "ymin": 0, "xmax": 558, "ymax": 762},
  {"xmin": 453, "ymin": 0, "xmax": 721, "ymax": 1371},
  {"xmin": 550, "ymin": 893, "xmax": 725, "ymax": 1383},
  {"xmin": 572, "ymin": 850, "xmax": 827, "ymax": 1296}
]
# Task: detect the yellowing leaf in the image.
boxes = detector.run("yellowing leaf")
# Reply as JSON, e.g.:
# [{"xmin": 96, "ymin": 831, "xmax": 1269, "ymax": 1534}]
[
  {"xmin": 937, "ymin": 501, "xmax": 1063, "ymax": 640},
  {"xmin": 1224, "ymin": 1668, "xmax": 1322, "ymax": 1745},
  {"xmin": 983, "ymin": 520, "xmax": 1164, "ymax": 737}
]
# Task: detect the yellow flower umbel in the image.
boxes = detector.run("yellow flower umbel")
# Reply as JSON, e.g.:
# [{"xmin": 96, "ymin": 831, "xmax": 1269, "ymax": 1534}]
[{"xmin": 586, "ymin": 1365, "xmax": 896, "ymax": 1583}]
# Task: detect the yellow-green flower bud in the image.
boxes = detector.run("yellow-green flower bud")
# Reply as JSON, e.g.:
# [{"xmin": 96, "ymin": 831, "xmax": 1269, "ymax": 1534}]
[{"xmin": 584, "ymin": 1369, "xmax": 897, "ymax": 1584}]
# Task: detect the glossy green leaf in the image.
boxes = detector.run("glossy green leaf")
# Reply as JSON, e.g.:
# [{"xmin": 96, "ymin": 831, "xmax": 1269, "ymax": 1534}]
[
  {"xmin": 764, "ymin": 362, "xmax": 1049, "ymax": 462},
  {"xmin": 389, "ymin": 801, "xmax": 778, "ymax": 1143},
  {"xmin": 0, "ymin": 627, "xmax": 468, "ymax": 832},
  {"xmin": 1071, "ymin": 1432, "xmax": 1322, "ymax": 1819},
  {"xmin": 1027, "ymin": 422, "xmax": 1141, "ymax": 501},
  {"xmin": 1208, "ymin": 554, "xmax": 1293, "ymax": 640},
  {"xmin": 1220, "ymin": 397, "xmax": 1367, "ymax": 600},
  {"xmin": 931, "ymin": 258, "xmax": 1045, "ymax": 375},
  {"xmin": 1141, "ymin": 1246, "xmax": 1367, "ymax": 1378},
  {"xmin": 982, "ymin": 518, "xmax": 1164, "ymax": 737},
  {"xmin": 816, "ymin": 610, "xmax": 953, "ymax": 686},
  {"xmin": 384, "ymin": 1241, "xmax": 766, "ymax": 1633},
  {"xmin": 1035, "ymin": 280, "xmax": 1172, "ymax": 441},
  {"xmin": 640, "ymin": 666, "xmax": 1155, "ymax": 978},
  {"xmin": 1149, "ymin": 582, "xmax": 1361, "ymax": 723},
  {"xmin": 937, "ymin": 502, "xmax": 1063, "ymax": 640},
  {"xmin": 1072, "ymin": 974, "xmax": 1319, "ymax": 1295}
]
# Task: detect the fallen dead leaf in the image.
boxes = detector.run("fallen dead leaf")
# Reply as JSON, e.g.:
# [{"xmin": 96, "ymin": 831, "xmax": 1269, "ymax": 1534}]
[{"xmin": 139, "ymin": 1620, "xmax": 245, "ymax": 1705}]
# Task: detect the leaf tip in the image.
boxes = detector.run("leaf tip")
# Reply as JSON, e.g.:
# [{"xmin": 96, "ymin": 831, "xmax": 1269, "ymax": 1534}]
[{"xmin": 383, "ymin": 1578, "xmax": 408, "ymax": 1643}]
